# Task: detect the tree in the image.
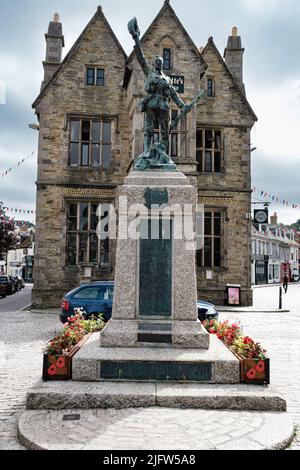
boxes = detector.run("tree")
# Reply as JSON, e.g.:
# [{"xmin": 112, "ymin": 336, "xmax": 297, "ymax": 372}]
[{"xmin": 0, "ymin": 203, "xmax": 18, "ymax": 257}]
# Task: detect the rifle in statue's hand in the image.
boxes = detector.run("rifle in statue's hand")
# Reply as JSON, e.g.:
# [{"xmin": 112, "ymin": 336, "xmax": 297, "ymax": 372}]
[
  {"xmin": 128, "ymin": 17, "xmax": 140, "ymax": 39},
  {"xmin": 170, "ymin": 89, "xmax": 206, "ymax": 132}
]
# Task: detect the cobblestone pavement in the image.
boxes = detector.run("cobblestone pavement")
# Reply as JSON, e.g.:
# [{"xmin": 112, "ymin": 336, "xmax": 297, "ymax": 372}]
[{"xmin": 0, "ymin": 285, "xmax": 300, "ymax": 450}]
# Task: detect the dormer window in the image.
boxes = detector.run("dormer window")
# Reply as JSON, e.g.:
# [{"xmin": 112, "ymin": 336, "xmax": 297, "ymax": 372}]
[
  {"xmin": 86, "ymin": 67, "xmax": 105, "ymax": 86},
  {"xmin": 163, "ymin": 48, "xmax": 172, "ymax": 70}
]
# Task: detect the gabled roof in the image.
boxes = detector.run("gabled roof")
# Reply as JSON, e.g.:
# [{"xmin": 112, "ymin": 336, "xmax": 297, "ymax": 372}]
[
  {"xmin": 33, "ymin": 6, "xmax": 127, "ymax": 109},
  {"xmin": 202, "ymin": 37, "xmax": 257, "ymax": 122},
  {"xmin": 126, "ymin": 0, "xmax": 207, "ymax": 73}
]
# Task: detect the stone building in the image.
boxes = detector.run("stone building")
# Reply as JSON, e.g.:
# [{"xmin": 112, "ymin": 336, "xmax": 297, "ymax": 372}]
[{"xmin": 32, "ymin": 1, "xmax": 257, "ymax": 308}]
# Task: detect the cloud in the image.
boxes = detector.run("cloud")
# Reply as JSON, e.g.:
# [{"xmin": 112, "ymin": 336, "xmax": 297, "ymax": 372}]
[{"xmin": 248, "ymin": 76, "xmax": 300, "ymax": 162}]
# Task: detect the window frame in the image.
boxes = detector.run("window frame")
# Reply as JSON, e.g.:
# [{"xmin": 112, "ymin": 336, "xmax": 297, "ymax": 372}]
[
  {"xmin": 163, "ymin": 48, "xmax": 172, "ymax": 71},
  {"xmin": 207, "ymin": 77, "xmax": 215, "ymax": 97},
  {"xmin": 86, "ymin": 67, "xmax": 105, "ymax": 86},
  {"xmin": 196, "ymin": 128, "xmax": 223, "ymax": 174},
  {"xmin": 197, "ymin": 210, "xmax": 223, "ymax": 269},
  {"xmin": 66, "ymin": 201, "xmax": 110, "ymax": 267},
  {"xmin": 69, "ymin": 118, "xmax": 112, "ymax": 169}
]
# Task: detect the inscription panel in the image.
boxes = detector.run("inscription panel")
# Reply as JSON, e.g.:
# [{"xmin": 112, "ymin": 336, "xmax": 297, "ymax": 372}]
[{"xmin": 101, "ymin": 361, "xmax": 212, "ymax": 382}]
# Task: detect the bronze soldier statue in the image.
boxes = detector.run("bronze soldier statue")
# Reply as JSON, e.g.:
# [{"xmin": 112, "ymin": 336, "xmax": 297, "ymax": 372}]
[{"xmin": 128, "ymin": 17, "xmax": 204, "ymax": 171}]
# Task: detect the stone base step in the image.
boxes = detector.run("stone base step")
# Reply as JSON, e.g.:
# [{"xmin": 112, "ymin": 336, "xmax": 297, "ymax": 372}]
[
  {"xmin": 18, "ymin": 408, "xmax": 295, "ymax": 450},
  {"xmin": 72, "ymin": 333, "xmax": 240, "ymax": 384},
  {"xmin": 26, "ymin": 380, "xmax": 287, "ymax": 412}
]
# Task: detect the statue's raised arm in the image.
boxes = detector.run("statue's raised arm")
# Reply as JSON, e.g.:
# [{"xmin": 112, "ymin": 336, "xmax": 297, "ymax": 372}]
[{"xmin": 128, "ymin": 17, "xmax": 150, "ymax": 76}]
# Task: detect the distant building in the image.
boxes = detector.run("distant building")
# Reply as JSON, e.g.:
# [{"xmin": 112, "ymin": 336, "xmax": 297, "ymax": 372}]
[
  {"xmin": 32, "ymin": 2, "xmax": 257, "ymax": 308},
  {"xmin": 251, "ymin": 212, "xmax": 299, "ymax": 285}
]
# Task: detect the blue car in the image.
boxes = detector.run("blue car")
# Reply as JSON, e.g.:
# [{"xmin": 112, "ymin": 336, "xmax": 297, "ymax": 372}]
[
  {"xmin": 197, "ymin": 300, "xmax": 219, "ymax": 322},
  {"xmin": 60, "ymin": 281, "xmax": 114, "ymax": 324}
]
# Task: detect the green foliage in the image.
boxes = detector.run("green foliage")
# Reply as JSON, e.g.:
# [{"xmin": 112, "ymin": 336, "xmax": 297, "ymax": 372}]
[{"xmin": 0, "ymin": 203, "xmax": 18, "ymax": 254}]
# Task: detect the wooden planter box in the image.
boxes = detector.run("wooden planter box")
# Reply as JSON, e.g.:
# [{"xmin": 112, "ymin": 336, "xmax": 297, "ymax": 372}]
[
  {"xmin": 42, "ymin": 334, "xmax": 91, "ymax": 381},
  {"xmin": 240, "ymin": 358, "xmax": 270, "ymax": 385}
]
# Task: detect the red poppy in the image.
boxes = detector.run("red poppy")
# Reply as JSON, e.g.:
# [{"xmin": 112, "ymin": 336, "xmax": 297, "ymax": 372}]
[
  {"xmin": 256, "ymin": 361, "xmax": 265, "ymax": 373},
  {"xmin": 56, "ymin": 357, "xmax": 66, "ymax": 369},
  {"xmin": 47, "ymin": 365, "xmax": 57, "ymax": 376},
  {"xmin": 246, "ymin": 368, "xmax": 257, "ymax": 380}
]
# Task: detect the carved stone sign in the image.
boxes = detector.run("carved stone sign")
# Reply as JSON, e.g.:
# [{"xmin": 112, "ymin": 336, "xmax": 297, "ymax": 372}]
[{"xmin": 64, "ymin": 188, "xmax": 115, "ymax": 198}]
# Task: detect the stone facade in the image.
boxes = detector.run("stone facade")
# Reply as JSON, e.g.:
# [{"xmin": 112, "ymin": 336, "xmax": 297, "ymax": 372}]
[{"xmin": 32, "ymin": 1, "xmax": 257, "ymax": 308}]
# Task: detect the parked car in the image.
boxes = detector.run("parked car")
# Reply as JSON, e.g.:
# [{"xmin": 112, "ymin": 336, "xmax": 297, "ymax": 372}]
[
  {"xmin": 0, "ymin": 283, "xmax": 7, "ymax": 299},
  {"xmin": 197, "ymin": 300, "xmax": 219, "ymax": 322},
  {"xmin": 60, "ymin": 281, "xmax": 114, "ymax": 324},
  {"xmin": 60, "ymin": 281, "xmax": 218, "ymax": 325},
  {"xmin": 0, "ymin": 276, "xmax": 16, "ymax": 295}
]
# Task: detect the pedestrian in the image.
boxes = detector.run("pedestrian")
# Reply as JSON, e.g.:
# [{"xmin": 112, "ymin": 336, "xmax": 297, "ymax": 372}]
[{"xmin": 283, "ymin": 274, "xmax": 289, "ymax": 294}]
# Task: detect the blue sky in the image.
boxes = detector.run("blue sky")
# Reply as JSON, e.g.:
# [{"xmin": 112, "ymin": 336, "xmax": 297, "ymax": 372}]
[{"xmin": 0, "ymin": 0, "xmax": 300, "ymax": 223}]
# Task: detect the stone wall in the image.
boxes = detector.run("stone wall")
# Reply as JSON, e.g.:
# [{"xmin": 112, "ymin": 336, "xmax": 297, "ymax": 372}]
[{"xmin": 33, "ymin": 4, "xmax": 256, "ymax": 308}]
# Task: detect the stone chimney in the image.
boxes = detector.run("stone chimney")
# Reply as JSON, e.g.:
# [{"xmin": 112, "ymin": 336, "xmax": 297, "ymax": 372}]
[
  {"xmin": 42, "ymin": 13, "xmax": 65, "ymax": 90},
  {"xmin": 270, "ymin": 212, "xmax": 278, "ymax": 226},
  {"xmin": 224, "ymin": 26, "xmax": 245, "ymax": 94}
]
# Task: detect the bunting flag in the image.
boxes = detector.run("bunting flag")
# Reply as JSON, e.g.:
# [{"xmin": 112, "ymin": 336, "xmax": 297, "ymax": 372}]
[
  {"xmin": 0, "ymin": 150, "xmax": 37, "ymax": 178},
  {"xmin": 0, "ymin": 205, "xmax": 36, "ymax": 216},
  {"xmin": 252, "ymin": 187, "xmax": 300, "ymax": 210}
]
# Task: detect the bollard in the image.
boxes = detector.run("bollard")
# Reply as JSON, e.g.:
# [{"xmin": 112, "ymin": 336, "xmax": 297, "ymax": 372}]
[{"xmin": 279, "ymin": 287, "xmax": 282, "ymax": 310}]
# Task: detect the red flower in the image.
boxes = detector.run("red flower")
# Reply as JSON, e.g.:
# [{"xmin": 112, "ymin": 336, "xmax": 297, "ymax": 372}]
[
  {"xmin": 209, "ymin": 329, "xmax": 216, "ymax": 334},
  {"xmin": 256, "ymin": 361, "xmax": 265, "ymax": 373},
  {"xmin": 244, "ymin": 337, "xmax": 252, "ymax": 345},
  {"xmin": 47, "ymin": 365, "xmax": 57, "ymax": 376},
  {"xmin": 246, "ymin": 368, "xmax": 257, "ymax": 380}
]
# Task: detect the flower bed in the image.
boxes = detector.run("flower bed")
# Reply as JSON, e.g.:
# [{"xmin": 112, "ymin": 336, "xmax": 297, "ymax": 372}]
[
  {"xmin": 203, "ymin": 319, "xmax": 270, "ymax": 385},
  {"xmin": 42, "ymin": 311, "xmax": 105, "ymax": 381}
]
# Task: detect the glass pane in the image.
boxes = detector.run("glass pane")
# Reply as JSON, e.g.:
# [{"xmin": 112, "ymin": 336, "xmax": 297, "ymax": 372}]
[
  {"xmin": 82, "ymin": 120, "xmax": 90, "ymax": 141},
  {"xmin": 205, "ymin": 151, "xmax": 212, "ymax": 172},
  {"xmin": 74, "ymin": 287, "xmax": 100, "ymax": 300},
  {"xmin": 100, "ymin": 238, "xmax": 110, "ymax": 266},
  {"xmin": 215, "ymin": 131, "xmax": 221, "ymax": 150},
  {"xmin": 171, "ymin": 133, "xmax": 178, "ymax": 157},
  {"xmin": 205, "ymin": 130, "xmax": 213, "ymax": 149},
  {"xmin": 96, "ymin": 69, "xmax": 105, "ymax": 86},
  {"xmin": 70, "ymin": 120, "xmax": 80, "ymax": 141},
  {"xmin": 214, "ymin": 152, "xmax": 221, "ymax": 172},
  {"xmin": 205, "ymin": 213, "xmax": 212, "ymax": 235},
  {"xmin": 196, "ymin": 150, "xmax": 203, "ymax": 172},
  {"xmin": 86, "ymin": 68, "xmax": 95, "ymax": 85},
  {"xmin": 196, "ymin": 130, "xmax": 203, "ymax": 149},
  {"xmin": 92, "ymin": 122, "xmax": 101, "ymax": 142},
  {"xmin": 89, "ymin": 234, "xmax": 98, "ymax": 263},
  {"xmin": 92, "ymin": 144, "xmax": 100, "ymax": 167},
  {"xmin": 163, "ymin": 48, "xmax": 171, "ymax": 70},
  {"xmin": 81, "ymin": 144, "xmax": 89, "ymax": 166},
  {"xmin": 80, "ymin": 203, "xmax": 89, "ymax": 231},
  {"xmin": 100, "ymin": 286, "xmax": 114, "ymax": 300},
  {"xmin": 70, "ymin": 143, "xmax": 79, "ymax": 166},
  {"xmin": 67, "ymin": 234, "xmax": 77, "ymax": 265},
  {"xmin": 204, "ymin": 238, "xmax": 212, "ymax": 267},
  {"xmin": 214, "ymin": 213, "xmax": 221, "ymax": 236},
  {"xmin": 102, "ymin": 145, "xmax": 111, "ymax": 169},
  {"xmin": 207, "ymin": 78, "xmax": 214, "ymax": 97},
  {"xmin": 91, "ymin": 204, "xmax": 99, "ymax": 231},
  {"xmin": 103, "ymin": 122, "xmax": 111, "ymax": 143},
  {"xmin": 79, "ymin": 233, "xmax": 88, "ymax": 263},
  {"xmin": 214, "ymin": 238, "xmax": 221, "ymax": 267},
  {"xmin": 68, "ymin": 204, "xmax": 78, "ymax": 231},
  {"xmin": 171, "ymin": 110, "xmax": 178, "ymax": 129}
]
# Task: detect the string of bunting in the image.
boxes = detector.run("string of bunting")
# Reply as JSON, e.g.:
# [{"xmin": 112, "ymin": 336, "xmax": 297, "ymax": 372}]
[
  {"xmin": 0, "ymin": 150, "xmax": 37, "ymax": 178},
  {"xmin": 252, "ymin": 187, "xmax": 300, "ymax": 210},
  {"xmin": 0, "ymin": 205, "xmax": 36, "ymax": 216}
]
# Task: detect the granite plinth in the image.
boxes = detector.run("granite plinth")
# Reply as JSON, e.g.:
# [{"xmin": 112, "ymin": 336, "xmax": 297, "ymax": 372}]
[{"xmin": 72, "ymin": 333, "xmax": 238, "ymax": 384}]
